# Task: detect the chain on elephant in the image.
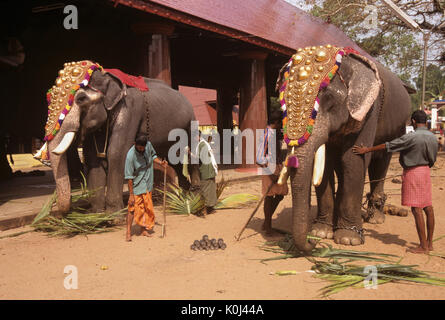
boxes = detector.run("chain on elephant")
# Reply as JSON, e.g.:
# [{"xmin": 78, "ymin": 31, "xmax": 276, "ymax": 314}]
[{"xmin": 362, "ymin": 192, "xmax": 387, "ymax": 223}]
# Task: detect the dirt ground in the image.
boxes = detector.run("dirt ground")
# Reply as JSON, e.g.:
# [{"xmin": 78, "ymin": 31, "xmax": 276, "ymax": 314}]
[{"xmin": 1, "ymin": 154, "xmax": 445, "ymax": 300}]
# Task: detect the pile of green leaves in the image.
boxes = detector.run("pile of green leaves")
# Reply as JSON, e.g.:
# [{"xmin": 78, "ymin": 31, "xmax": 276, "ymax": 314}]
[
  {"xmin": 31, "ymin": 173, "xmax": 126, "ymax": 237},
  {"xmin": 261, "ymin": 233, "xmax": 445, "ymax": 297},
  {"xmin": 160, "ymin": 183, "xmax": 205, "ymax": 215},
  {"xmin": 311, "ymin": 259, "xmax": 445, "ymax": 297},
  {"xmin": 32, "ymin": 209, "xmax": 126, "ymax": 237},
  {"xmin": 158, "ymin": 178, "xmax": 259, "ymax": 216}
]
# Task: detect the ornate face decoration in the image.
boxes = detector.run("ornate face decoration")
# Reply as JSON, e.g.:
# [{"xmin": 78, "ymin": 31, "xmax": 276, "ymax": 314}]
[
  {"xmin": 44, "ymin": 60, "xmax": 103, "ymax": 141},
  {"xmin": 279, "ymin": 45, "xmax": 360, "ymax": 148}
]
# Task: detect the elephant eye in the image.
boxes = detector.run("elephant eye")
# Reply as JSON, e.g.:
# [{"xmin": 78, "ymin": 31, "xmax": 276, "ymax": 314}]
[{"xmin": 75, "ymin": 92, "xmax": 90, "ymax": 106}]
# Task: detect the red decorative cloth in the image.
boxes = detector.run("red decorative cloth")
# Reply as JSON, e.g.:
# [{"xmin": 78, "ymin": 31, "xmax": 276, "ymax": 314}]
[
  {"xmin": 401, "ymin": 166, "xmax": 432, "ymax": 208},
  {"xmin": 104, "ymin": 68, "xmax": 148, "ymax": 91}
]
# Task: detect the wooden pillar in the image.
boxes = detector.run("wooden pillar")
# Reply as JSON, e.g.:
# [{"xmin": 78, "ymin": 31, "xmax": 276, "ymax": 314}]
[
  {"xmin": 131, "ymin": 22, "xmax": 174, "ymax": 86},
  {"xmin": 148, "ymin": 34, "xmax": 172, "ymax": 86},
  {"xmin": 238, "ymin": 51, "xmax": 268, "ymax": 169},
  {"xmin": 217, "ymin": 87, "xmax": 235, "ymax": 135}
]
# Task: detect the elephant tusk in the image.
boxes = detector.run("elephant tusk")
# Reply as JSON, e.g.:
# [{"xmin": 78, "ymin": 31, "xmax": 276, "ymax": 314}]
[
  {"xmin": 277, "ymin": 165, "xmax": 289, "ymax": 185},
  {"xmin": 52, "ymin": 132, "xmax": 76, "ymax": 155},
  {"xmin": 33, "ymin": 142, "xmax": 47, "ymax": 159},
  {"xmin": 312, "ymin": 144, "xmax": 325, "ymax": 187}
]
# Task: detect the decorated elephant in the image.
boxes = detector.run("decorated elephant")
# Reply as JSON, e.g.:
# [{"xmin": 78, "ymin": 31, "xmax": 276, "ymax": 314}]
[
  {"xmin": 35, "ymin": 61, "xmax": 195, "ymax": 214},
  {"xmin": 276, "ymin": 45, "xmax": 411, "ymax": 252}
]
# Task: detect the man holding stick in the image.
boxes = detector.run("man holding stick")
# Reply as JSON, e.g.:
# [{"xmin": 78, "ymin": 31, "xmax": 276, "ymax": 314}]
[
  {"xmin": 125, "ymin": 134, "xmax": 167, "ymax": 241},
  {"xmin": 256, "ymin": 110, "xmax": 288, "ymax": 235},
  {"xmin": 352, "ymin": 110, "xmax": 438, "ymax": 254}
]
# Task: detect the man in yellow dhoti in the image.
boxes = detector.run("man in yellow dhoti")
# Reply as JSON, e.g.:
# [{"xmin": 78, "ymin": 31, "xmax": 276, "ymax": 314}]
[{"xmin": 125, "ymin": 134, "xmax": 167, "ymax": 241}]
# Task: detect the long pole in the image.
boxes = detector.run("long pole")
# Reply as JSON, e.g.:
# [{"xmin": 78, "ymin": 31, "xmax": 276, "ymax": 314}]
[
  {"xmin": 236, "ymin": 183, "xmax": 274, "ymax": 241},
  {"xmin": 421, "ymin": 32, "xmax": 430, "ymax": 110},
  {"xmin": 161, "ymin": 164, "xmax": 167, "ymax": 238}
]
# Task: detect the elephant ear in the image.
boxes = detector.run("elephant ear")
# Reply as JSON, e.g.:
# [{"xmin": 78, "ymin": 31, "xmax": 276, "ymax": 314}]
[
  {"xmin": 102, "ymin": 71, "xmax": 127, "ymax": 111},
  {"xmin": 344, "ymin": 54, "xmax": 381, "ymax": 122}
]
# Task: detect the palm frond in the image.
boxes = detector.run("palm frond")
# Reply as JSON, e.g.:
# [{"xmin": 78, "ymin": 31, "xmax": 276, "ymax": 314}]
[{"xmin": 262, "ymin": 233, "xmax": 445, "ymax": 297}]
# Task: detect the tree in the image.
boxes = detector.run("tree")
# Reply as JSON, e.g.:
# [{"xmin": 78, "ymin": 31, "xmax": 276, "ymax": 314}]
[{"xmin": 410, "ymin": 64, "xmax": 445, "ymax": 111}]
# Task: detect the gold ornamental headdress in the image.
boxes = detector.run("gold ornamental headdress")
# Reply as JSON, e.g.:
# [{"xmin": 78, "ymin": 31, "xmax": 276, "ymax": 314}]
[
  {"xmin": 279, "ymin": 45, "xmax": 359, "ymax": 168},
  {"xmin": 44, "ymin": 60, "xmax": 103, "ymax": 142}
]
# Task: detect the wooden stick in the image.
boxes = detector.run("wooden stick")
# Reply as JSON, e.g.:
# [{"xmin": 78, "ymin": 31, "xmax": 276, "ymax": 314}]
[
  {"xmin": 236, "ymin": 183, "xmax": 274, "ymax": 241},
  {"xmin": 161, "ymin": 163, "xmax": 167, "ymax": 238}
]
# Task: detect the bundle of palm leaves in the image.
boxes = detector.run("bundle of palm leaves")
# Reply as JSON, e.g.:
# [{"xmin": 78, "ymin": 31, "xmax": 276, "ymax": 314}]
[
  {"xmin": 260, "ymin": 234, "xmax": 398, "ymax": 263},
  {"xmin": 160, "ymin": 183, "xmax": 205, "ymax": 215},
  {"xmin": 260, "ymin": 233, "xmax": 445, "ymax": 297},
  {"xmin": 310, "ymin": 259, "xmax": 445, "ymax": 297},
  {"xmin": 32, "ymin": 209, "xmax": 126, "ymax": 237},
  {"xmin": 158, "ymin": 178, "xmax": 259, "ymax": 216},
  {"xmin": 31, "ymin": 173, "xmax": 126, "ymax": 237}
]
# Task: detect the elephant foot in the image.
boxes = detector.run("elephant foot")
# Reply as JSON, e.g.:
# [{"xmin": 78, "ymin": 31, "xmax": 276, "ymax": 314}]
[
  {"xmin": 310, "ymin": 223, "xmax": 334, "ymax": 240},
  {"xmin": 364, "ymin": 210, "xmax": 385, "ymax": 224},
  {"xmin": 383, "ymin": 204, "xmax": 409, "ymax": 217},
  {"xmin": 334, "ymin": 228, "xmax": 363, "ymax": 246}
]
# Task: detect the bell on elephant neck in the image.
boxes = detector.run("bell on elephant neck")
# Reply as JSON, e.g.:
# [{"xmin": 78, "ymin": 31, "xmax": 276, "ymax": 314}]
[
  {"xmin": 96, "ymin": 152, "xmax": 107, "ymax": 158},
  {"xmin": 285, "ymin": 146, "xmax": 299, "ymax": 168}
]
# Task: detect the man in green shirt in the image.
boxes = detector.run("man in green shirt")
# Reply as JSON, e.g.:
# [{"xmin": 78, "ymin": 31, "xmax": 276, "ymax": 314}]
[
  {"xmin": 193, "ymin": 131, "xmax": 218, "ymax": 215},
  {"xmin": 353, "ymin": 110, "xmax": 438, "ymax": 254},
  {"xmin": 125, "ymin": 134, "xmax": 167, "ymax": 241}
]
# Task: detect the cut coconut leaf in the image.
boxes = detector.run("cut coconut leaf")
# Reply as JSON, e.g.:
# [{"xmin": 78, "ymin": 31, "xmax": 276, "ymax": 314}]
[
  {"xmin": 310, "ymin": 260, "xmax": 445, "ymax": 297},
  {"xmin": 32, "ymin": 208, "xmax": 126, "ymax": 237},
  {"xmin": 32, "ymin": 190, "xmax": 57, "ymax": 225},
  {"xmin": 214, "ymin": 193, "xmax": 259, "ymax": 209},
  {"xmin": 158, "ymin": 182, "xmax": 259, "ymax": 215}
]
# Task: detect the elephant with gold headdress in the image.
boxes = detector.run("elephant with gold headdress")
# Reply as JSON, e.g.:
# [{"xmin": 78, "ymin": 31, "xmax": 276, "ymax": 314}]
[
  {"xmin": 276, "ymin": 45, "xmax": 411, "ymax": 251},
  {"xmin": 35, "ymin": 61, "xmax": 195, "ymax": 214}
]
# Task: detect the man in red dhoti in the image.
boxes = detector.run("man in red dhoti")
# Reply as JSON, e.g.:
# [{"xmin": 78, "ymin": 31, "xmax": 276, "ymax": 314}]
[{"xmin": 353, "ymin": 110, "xmax": 438, "ymax": 254}]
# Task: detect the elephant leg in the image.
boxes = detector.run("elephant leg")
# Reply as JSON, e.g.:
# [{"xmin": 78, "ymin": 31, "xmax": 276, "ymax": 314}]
[
  {"xmin": 83, "ymin": 137, "xmax": 106, "ymax": 212},
  {"xmin": 334, "ymin": 149, "xmax": 373, "ymax": 246},
  {"xmin": 105, "ymin": 133, "xmax": 132, "ymax": 212},
  {"xmin": 105, "ymin": 150, "xmax": 126, "ymax": 213},
  {"xmin": 311, "ymin": 150, "xmax": 335, "ymax": 240},
  {"xmin": 365, "ymin": 151, "xmax": 392, "ymax": 224}
]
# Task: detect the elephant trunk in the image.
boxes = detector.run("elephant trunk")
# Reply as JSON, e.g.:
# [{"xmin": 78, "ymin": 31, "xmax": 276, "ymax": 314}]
[
  {"xmin": 48, "ymin": 139, "xmax": 71, "ymax": 214},
  {"xmin": 290, "ymin": 147, "xmax": 317, "ymax": 253},
  {"xmin": 46, "ymin": 103, "xmax": 82, "ymax": 214}
]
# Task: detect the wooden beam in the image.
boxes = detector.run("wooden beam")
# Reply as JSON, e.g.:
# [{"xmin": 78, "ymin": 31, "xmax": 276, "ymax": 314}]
[
  {"xmin": 148, "ymin": 34, "xmax": 172, "ymax": 86},
  {"xmin": 239, "ymin": 53, "xmax": 268, "ymax": 168}
]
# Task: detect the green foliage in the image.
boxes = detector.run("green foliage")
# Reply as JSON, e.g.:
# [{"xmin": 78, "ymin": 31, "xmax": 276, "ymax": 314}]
[
  {"xmin": 31, "ymin": 173, "xmax": 123, "ymax": 237},
  {"xmin": 411, "ymin": 64, "xmax": 445, "ymax": 109},
  {"xmin": 158, "ymin": 179, "xmax": 259, "ymax": 216},
  {"xmin": 261, "ymin": 233, "xmax": 445, "ymax": 297},
  {"xmin": 32, "ymin": 209, "xmax": 126, "ymax": 237}
]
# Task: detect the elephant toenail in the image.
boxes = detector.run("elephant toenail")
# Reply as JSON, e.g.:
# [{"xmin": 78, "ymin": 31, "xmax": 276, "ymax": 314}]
[
  {"xmin": 326, "ymin": 232, "xmax": 333, "ymax": 239},
  {"xmin": 341, "ymin": 237, "xmax": 350, "ymax": 245},
  {"xmin": 351, "ymin": 238, "xmax": 361, "ymax": 246}
]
